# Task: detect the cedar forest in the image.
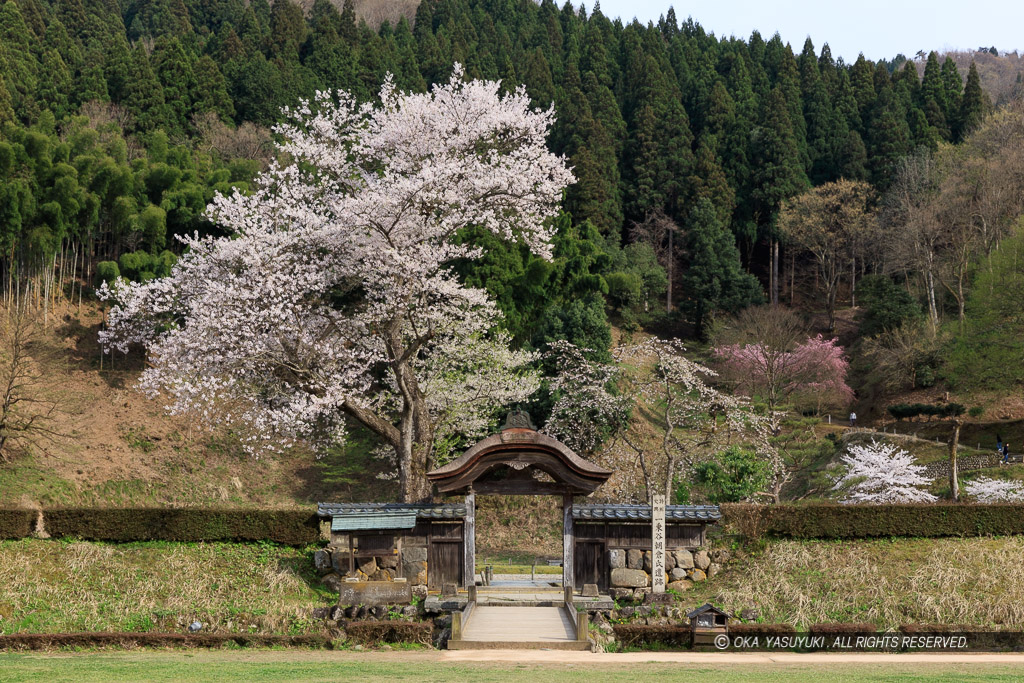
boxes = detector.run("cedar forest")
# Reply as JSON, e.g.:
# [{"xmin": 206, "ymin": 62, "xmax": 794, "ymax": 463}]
[{"xmin": 1, "ymin": 0, "xmax": 1023, "ymax": 488}]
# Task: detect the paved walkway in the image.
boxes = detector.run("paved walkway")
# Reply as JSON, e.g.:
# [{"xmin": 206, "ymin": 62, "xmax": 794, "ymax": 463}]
[{"xmin": 441, "ymin": 650, "xmax": 1024, "ymax": 664}]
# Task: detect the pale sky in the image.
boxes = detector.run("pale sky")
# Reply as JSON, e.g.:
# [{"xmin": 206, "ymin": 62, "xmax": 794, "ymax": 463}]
[{"xmin": 591, "ymin": 0, "xmax": 1024, "ymax": 62}]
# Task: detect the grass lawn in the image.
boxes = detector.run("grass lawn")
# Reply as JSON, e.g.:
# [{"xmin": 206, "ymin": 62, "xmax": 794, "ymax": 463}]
[{"xmin": 1, "ymin": 651, "xmax": 1023, "ymax": 682}]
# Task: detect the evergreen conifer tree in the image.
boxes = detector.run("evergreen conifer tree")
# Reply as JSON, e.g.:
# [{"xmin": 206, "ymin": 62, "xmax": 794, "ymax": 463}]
[
  {"xmin": 957, "ymin": 61, "xmax": 990, "ymax": 140},
  {"xmin": 681, "ymin": 197, "xmax": 763, "ymax": 336}
]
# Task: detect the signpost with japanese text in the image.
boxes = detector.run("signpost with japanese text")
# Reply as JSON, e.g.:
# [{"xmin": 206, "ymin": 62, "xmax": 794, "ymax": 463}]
[{"xmin": 651, "ymin": 494, "xmax": 666, "ymax": 593}]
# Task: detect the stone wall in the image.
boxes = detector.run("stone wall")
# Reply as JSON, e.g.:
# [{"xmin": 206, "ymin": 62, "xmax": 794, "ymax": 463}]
[
  {"xmin": 607, "ymin": 548, "xmax": 728, "ymax": 601},
  {"xmin": 314, "ymin": 532, "xmax": 429, "ymax": 597},
  {"xmin": 923, "ymin": 453, "xmax": 1010, "ymax": 478}
]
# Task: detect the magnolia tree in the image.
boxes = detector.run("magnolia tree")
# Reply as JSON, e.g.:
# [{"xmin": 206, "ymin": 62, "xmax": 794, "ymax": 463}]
[
  {"xmin": 613, "ymin": 338, "xmax": 783, "ymax": 502},
  {"xmin": 833, "ymin": 440, "xmax": 937, "ymax": 503},
  {"xmin": 964, "ymin": 477, "xmax": 1024, "ymax": 503},
  {"xmin": 542, "ymin": 341, "xmax": 632, "ymax": 456},
  {"xmin": 100, "ymin": 67, "xmax": 574, "ymax": 501}
]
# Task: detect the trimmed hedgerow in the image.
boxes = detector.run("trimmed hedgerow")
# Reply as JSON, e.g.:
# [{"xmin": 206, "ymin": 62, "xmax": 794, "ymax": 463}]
[
  {"xmin": 611, "ymin": 624, "xmax": 691, "ymax": 648},
  {"xmin": 0, "ymin": 632, "xmax": 333, "ymax": 650},
  {"xmin": 345, "ymin": 621, "xmax": 432, "ymax": 645},
  {"xmin": 721, "ymin": 503, "xmax": 1024, "ymax": 539},
  {"xmin": 887, "ymin": 403, "xmax": 965, "ymax": 420},
  {"xmin": 729, "ymin": 623, "xmax": 796, "ymax": 637},
  {"xmin": 808, "ymin": 622, "xmax": 878, "ymax": 635},
  {"xmin": 0, "ymin": 509, "xmax": 35, "ymax": 539},
  {"xmin": 43, "ymin": 508, "xmax": 320, "ymax": 545}
]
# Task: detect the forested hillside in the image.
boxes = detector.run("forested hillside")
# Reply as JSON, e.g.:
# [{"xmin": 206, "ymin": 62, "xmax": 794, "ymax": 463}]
[{"xmin": 0, "ymin": 0, "xmax": 996, "ymax": 345}]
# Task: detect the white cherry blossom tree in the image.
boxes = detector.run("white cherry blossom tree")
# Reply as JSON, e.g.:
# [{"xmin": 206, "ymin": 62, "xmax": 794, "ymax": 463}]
[
  {"xmin": 964, "ymin": 477, "xmax": 1024, "ymax": 503},
  {"xmin": 833, "ymin": 440, "xmax": 937, "ymax": 503},
  {"xmin": 542, "ymin": 341, "xmax": 632, "ymax": 456},
  {"xmin": 100, "ymin": 67, "xmax": 573, "ymax": 501},
  {"xmin": 613, "ymin": 338, "xmax": 782, "ymax": 502}
]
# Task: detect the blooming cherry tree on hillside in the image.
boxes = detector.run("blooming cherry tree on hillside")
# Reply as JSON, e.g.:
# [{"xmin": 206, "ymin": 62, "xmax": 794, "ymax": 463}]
[
  {"xmin": 833, "ymin": 440, "xmax": 937, "ymax": 503},
  {"xmin": 542, "ymin": 341, "xmax": 632, "ymax": 456},
  {"xmin": 963, "ymin": 477, "xmax": 1024, "ymax": 503},
  {"xmin": 614, "ymin": 338, "xmax": 782, "ymax": 502},
  {"xmin": 100, "ymin": 67, "xmax": 573, "ymax": 501},
  {"xmin": 715, "ymin": 334, "xmax": 854, "ymax": 417}
]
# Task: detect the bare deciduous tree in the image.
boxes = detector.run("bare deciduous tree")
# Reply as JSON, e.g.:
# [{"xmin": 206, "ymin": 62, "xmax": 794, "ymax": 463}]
[
  {"xmin": 778, "ymin": 180, "xmax": 875, "ymax": 333},
  {"xmin": 0, "ymin": 306, "xmax": 65, "ymax": 462},
  {"xmin": 630, "ymin": 208, "xmax": 680, "ymax": 313},
  {"xmin": 710, "ymin": 305, "xmax": 805, "ymax": 415},
  {"xmin": 193, "ymin": 112, "xmax": 274, "ymax": 165}
]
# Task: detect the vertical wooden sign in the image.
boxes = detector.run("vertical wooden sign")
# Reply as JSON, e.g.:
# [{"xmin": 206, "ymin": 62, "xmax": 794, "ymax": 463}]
[{"xmin": 651, "ymin": 494, "xmax": 666, "ymax": 593}]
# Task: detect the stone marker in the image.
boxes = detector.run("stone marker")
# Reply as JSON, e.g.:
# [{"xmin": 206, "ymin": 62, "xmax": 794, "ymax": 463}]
[
  {"xmin": 582, "ymin": 583, "xmax": 599, "ymax": 597},
  {"xmin": 651, "ymin": 494, "xmax": 666, "ymax": 594},
  {"xmin": 313, "ymin": 549, "xmax": 333, "ymax": 575},
  {"xmin": 441, "ymin": 582, "xmax": 458, "ymax": 597},
  {"xmin": 337, "ymin": 580, "xmax": 413, "ymax": 606}
]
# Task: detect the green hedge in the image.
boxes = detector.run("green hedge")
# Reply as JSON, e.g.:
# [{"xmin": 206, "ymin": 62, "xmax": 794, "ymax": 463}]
[
  {"xmin": 887, "ymin": 402, "xmax": 965, "ymax": 420},
  {"xmin": 346, "ymin": 621, "xmax": 432, "ymax": 646},
  {"xmin": 612, "ymin": 624, "xmax": 691, "ymax": 648},
  {"xmin": 721, "ymin": 503, "xmax": 1024, "ymax": 539},
  {"xmin": 43, "ymin": 508, "xmax": 320, "ymax": 545},
  {"xmin": 0, "ymin": 509, "xmax": 35, "ymax": 539}
]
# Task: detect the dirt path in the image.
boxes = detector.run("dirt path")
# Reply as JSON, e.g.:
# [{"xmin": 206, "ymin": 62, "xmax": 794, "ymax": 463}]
[{"xmin": 439, "ymin": 650, "xmax": 1024, "ymax": 664}]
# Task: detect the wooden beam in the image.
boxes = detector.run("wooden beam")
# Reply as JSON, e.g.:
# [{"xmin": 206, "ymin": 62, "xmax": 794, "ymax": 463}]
[
  {"xmin": 464, "ymin": 490, "xmax": 476, "ymax": 589},
  {"xmin": 563, "ymin": 494, "xmax": 574, "ymax": 591},
  {"xmin": 471, "ymin": 481, "xmax": 575, "ymax": 496}
]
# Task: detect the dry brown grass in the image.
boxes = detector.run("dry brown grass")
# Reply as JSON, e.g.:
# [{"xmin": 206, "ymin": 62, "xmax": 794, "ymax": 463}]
[
  {"xmin": 691, "ymin": 537, "xmax": 1024, "ymax": 629},
  {"xmin": 0, "ymin": 540, "xmax": 330, "ymax": 635}
]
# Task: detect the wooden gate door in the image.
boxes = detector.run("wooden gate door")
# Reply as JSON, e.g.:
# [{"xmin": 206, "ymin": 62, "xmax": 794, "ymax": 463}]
[
  {"xmin": 574, "ymin": 541, "xmax": 606, "ymax": 592},
  {"xmin": 428, "ymin": 522, "xmax": 464, "ymax": 589}
]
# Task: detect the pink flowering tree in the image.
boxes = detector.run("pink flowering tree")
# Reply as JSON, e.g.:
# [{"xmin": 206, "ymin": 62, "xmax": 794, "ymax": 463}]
[
  {"xmin": 714, "ymin": 334, "xmax": 854, "ymax": 416},
  {"xmin": 100, "ymin": 67, "xmax": 574, "ymax": 501},
  {"xmin": 833, "ymin": 440, "xmax": 936, "ymax": 503},
  {"xmin": 787, "ymin": 335, "xmax": 856, "ymax": 414}
]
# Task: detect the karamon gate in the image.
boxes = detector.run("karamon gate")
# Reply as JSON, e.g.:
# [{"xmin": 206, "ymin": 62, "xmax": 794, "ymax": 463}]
[
  {"xmin": 318, "ymin": 411, "xmax": 719, "ymax": 593},
  {"xmin": 426, "ymin": 410, "xmax": 613, "ymax": 589}
]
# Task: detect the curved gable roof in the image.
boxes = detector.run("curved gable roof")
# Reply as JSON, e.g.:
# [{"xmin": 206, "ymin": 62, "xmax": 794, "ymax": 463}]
[{"xmin": 427, "ymin": 428, "xmax": 612, "ymax": 495}]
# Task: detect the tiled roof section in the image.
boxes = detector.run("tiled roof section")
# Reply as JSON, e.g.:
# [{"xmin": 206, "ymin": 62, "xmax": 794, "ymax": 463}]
[
  {"xmin": 317, "ymin": 502, "xmax": 467, "ymax": 519},
  {"xmin": 572, "ymin": 504, "xmax": 721, "ymax": 522}
]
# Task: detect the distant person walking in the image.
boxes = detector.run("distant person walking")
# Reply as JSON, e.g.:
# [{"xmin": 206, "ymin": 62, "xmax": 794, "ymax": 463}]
[
  {"xmin": 849, "ymin": 411, "xmax": 857, "ymax": 428},
  {"xmin": 1003, "ymin": 443, "xmax": 1011, "ymax": 465},
  {"xmin": 997, "ymin": 435, "xmax": 1003, "ymax": 458}
]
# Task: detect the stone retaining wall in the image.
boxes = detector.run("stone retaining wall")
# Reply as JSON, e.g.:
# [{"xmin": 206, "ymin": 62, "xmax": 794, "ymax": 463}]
[
  {"xmin": 923, "ymin": 453, "xmax": 1015, "ymax": 478},
  {"xmin": 313, "ymin": 534, "xmax": 429, "ymax": 598},
  {"xmin": 607, "ymin": 548, "xmax": 727, "ymax": 600}
]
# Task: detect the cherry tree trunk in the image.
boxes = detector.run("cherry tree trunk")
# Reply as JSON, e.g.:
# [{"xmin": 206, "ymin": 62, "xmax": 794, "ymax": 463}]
[{"xmin": 949, "ymin": 421, "xmax": 961, "ymax": 503}]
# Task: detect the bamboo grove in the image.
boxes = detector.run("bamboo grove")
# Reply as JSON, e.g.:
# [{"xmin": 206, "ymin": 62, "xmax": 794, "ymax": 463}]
[{"xmin": 0, "ymin": 0, "xmax": 998, "ymax": 339}]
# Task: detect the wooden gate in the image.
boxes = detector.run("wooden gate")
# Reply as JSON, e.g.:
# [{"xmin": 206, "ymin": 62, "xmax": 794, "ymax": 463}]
[
  {"xmin": 428, "ymin": 522, "xmax": 464, "ymax": 589},
  {"xmin": 574, "ymin": 541, "xmax": 606, "ymax": 592}
]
